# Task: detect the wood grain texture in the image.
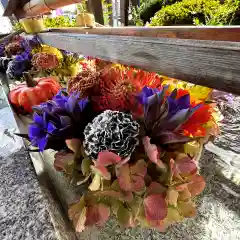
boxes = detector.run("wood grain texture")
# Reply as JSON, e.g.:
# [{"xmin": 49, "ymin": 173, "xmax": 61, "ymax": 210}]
[
  {"xmin": 49, "ymin": 26, "xmax": 240, "ymax": 42},
  {"xmin": 38, "ymin": 31, "xmax": 240, "ymax": 95}
]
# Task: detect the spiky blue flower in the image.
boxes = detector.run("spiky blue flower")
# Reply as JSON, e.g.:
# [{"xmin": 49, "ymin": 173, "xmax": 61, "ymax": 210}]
[{"xmin": 29, "ymin": 90, "xmax": 90, "ymax": 151}]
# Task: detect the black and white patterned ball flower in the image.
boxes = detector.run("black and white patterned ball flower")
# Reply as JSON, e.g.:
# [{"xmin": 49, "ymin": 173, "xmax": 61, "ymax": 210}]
[{"xmin": 83, "ymin": 110, "xmax": 140, "ymax": 159}]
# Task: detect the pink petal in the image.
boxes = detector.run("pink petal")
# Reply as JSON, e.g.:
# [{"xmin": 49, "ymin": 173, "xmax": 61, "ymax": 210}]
[
  {"xmin": 146, "ymin": 182, "xmax": 166, "ymax": 196},
  {"xmin": 187, "ymin": 175, "xmax": 206, "ymax": 197},
  {"xmin": 85, "ymin": 205, "xmax": 99, "ymax": 226},
  {"xmin": 131, "ymin": 175, "xmax": 145, "ymax": 192},
  {"xmin": 175, "ymin": 156, "xmax": 197, "ymax": 176},
  {"xmin": 143, "ymin": 137, "xmax": 165, "ymax": 168},
  {"xmin": 66, "ymin": 138, "xmax": 82, "ymax": 153},
  {"xmin": 97, "ymin": 151, "xmax": 121, "ymax": 166},
  {"xmin": 97, "ymin": 204, "xmax": 110, "ymax": 226},
  {"xmin": 144, "ymin": 194, "xmax": 168, "ymax": 221},
  {"xmin": 85, "ymin": 204, "xmax": 110, "ymax": 227}
]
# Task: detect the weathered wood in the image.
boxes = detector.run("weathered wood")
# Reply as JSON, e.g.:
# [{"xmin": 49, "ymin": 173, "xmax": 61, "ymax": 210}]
[
  {"xmin": 49, "ymin": 26, "xmax": 240, "ymax": 42},
  {"xmin": 38, "ymin": 31, "xmax": 240, "ymax": 95}
]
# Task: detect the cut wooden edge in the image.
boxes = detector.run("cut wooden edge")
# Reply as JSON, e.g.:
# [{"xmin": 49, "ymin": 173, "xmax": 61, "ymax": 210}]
[{"xmin": 48, "ymin": 26, "xmax": 240, "ymax": 42}]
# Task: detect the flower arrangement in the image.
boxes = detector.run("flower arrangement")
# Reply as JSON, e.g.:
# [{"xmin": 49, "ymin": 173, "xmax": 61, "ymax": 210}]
[
  {"xmin": 3, "ymin": 36, "xmax": 41, "ymax": 79},
  {"xmin": 31, "ymin": 45, "xmax": 81, "ymax": 85},
  {"xmin": 23, "ymin": 60, "xmax": 221, "ymax": 233}
]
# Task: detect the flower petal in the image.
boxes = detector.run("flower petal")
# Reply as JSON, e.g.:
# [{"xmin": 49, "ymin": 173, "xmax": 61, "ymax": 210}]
[
  {"xmin": 47, "ymin": 122, "xmax": 57, "ymax": 134},
  {"xmin": 33, "ymin": 113, "xmax": 43, "ymax": 125},
  {"xmin": 28, "ymin": 124, "xmax": 42, "ymax": 139},
  {"xmin": 67, "ymin": 93, "xmax": 79, "ymax": 113},
  {"xmin": 78, "ymin": 98, "xmax": 88, "ymax": 111},
  {"xmin": 142, "ymin": 136, "xmax": 165, "ymax": 169},
  {"xmin": 146, "ymin": 182, "xmax": 166, "ymax": 196},
  {"xmin": 131, "ymin": 175, "xmax": 145, "ymax": 192},
  {"xmin": 97, "ymin": 151, "xmax": 121, "ymax": 166},
  {"xmin": 38, "ymin": 137, "xmax": 48, "ymax": 151},
  {"xmin": 187, "ymin": 175, "xmax": 206, "ymax": 196},
  {"xmin": 144, "ymin": 194, "xmax": 168, "ymax": 221},
  {"xmin": 175, "ymin": 156, "xmax": 198, "ymax": 176}
]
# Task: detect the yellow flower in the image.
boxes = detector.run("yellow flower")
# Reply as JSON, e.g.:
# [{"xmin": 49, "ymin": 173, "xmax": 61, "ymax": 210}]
[
  {"xmin": 161, "ymin": 78, "xmax": 212, "ymax": 101},
  {"xmin": 32, "ymin": 44, "xmax": 63, "ymax": 60}
]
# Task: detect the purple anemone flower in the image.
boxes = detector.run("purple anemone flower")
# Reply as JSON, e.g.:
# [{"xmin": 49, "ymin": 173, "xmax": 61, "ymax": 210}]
[
  {"xmin": 138, "ymin": 86, "xmax": 159, "ymax": 105},
  {"xmin": 29, "ymin": 90, "xmax": 91, "ymax": 151},
  {"xmin": 138, "ymin": 86, "xmax": 201, "ymax": 148},
  {"xmin": 167, "ymin": 89, "xmax": 191, "ymax": 118}
]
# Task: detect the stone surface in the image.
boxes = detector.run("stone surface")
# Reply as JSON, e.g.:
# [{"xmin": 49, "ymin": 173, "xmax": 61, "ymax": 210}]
[
  {"xmin": 0, "ymin": 150, "xmax": 57, "ymax": 240},
  {"xmin": 0, "ymin": 86, "xmax": 57, "ymax": 240}
]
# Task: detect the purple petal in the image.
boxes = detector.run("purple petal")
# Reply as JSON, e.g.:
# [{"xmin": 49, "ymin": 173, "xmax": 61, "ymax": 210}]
[
  {"xmin": 47, "ymin": 122, "xmax": 57, "ymax": 134},
  {"xmin": 78, "ymin": 98, "xmax": 88, "ymax": 111},
  {"xmin": 66, "ymin": 94, "xmax": 78, "ymax": 113},
  {"xmin": 42, "ymin": 112, "xmax": 48, "ymax": 128},
  {"xmin": 178, "ymin": 94, "xmax": 190, "ymax": 109},
  {"xmin": 38, "ymin": 137, "xmax": 48, "ymax": 151},
  {"xmin": 54, "ymin": 95, "xmax": 67, "ymax": 109},
  {"xmin": 60, "ymin": 116, "xmax": 72, "ymax": 127},
  {"xmin": 33, "ymin": 113, "xmax": 43, "ymax": 125},
  {"xmin": 29, "ymin": 124, "xmax": 42, "ymax": 139},
  {"xmin": 15, "ymin": 55, "xmax": 23, "ymax": 61}
]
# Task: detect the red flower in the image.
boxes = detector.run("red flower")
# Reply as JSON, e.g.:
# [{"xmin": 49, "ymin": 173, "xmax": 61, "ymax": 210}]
[
  {"xmin": 181, "ymin": 104, "xmax": 212, "ymax": 136},
  {"xmin": 93, "ymin": 66, "xmax": 161, "ymax": 115}
]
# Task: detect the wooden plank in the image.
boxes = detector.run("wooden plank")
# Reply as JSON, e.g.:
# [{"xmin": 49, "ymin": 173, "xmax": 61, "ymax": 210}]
[
  {"xmin": 38, "ymin": 31, "xmax": 240, "ymax": 95},
  {"xmin": 0, "ymin": 30, "xmax": 24, "ymax": 44},
  {"xmin": 49, "ymin": 26, "xmax": 240, "ymax": 42}
]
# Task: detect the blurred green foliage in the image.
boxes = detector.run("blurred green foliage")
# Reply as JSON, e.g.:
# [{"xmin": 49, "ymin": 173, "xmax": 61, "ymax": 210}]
[
  {"xmin": 150, "ymin": 0, "xmax": 240, "ymax": 26},
  {"xmin": 139, "ymin": 0, "xmax": 178, "ymax": 23},
  {"xmin": 44, "ymin": 16, "xmax": 76, "ymax": 28},
  {"xmin": 14, "ymin": 16, "xmax": 77, "ymax": 31}
]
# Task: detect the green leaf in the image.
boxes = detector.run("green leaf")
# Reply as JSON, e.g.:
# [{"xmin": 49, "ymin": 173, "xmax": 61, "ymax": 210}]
[
  {"xmin": 91, "ymin": 165, "xmax": 111, "ymax": 180},
  {"xmin": 75, "ymin": 207, "xmax": 87, "ymax": 232},
  {"xmin": 117, "ymin": 204, "xmax": 135, "ymax": 228},
  {"xmin": 130, "ymin": 159, "xmax": 147, "ymax": 177},
  {"xmin": 68, "ymin": 196, "xmax": 85, "ymax": 221},
  {"xmin": 166, "ymin": 207, "xmax": 183, "ymax": 223},
  {"xmin": 166, "ymin": 188, "xmax": 179, "ymax": 207},
  {"xmin": 178, "ymin": 200, "xmax": 196, "ymax": 218},
  {"xmin": 178, "ymin": 188, "xmax": 191, "ymax": 201},
  {"xmin": 89, "ymin": 174, "xmax": 101, "ymax": 191},
  {"xmin": 81, "ymin": 157, "xmax": 91, "ymax": 176},
  {"xmin": 77, "ymin": 174, "xmax": 91, "ymax": 186}
]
